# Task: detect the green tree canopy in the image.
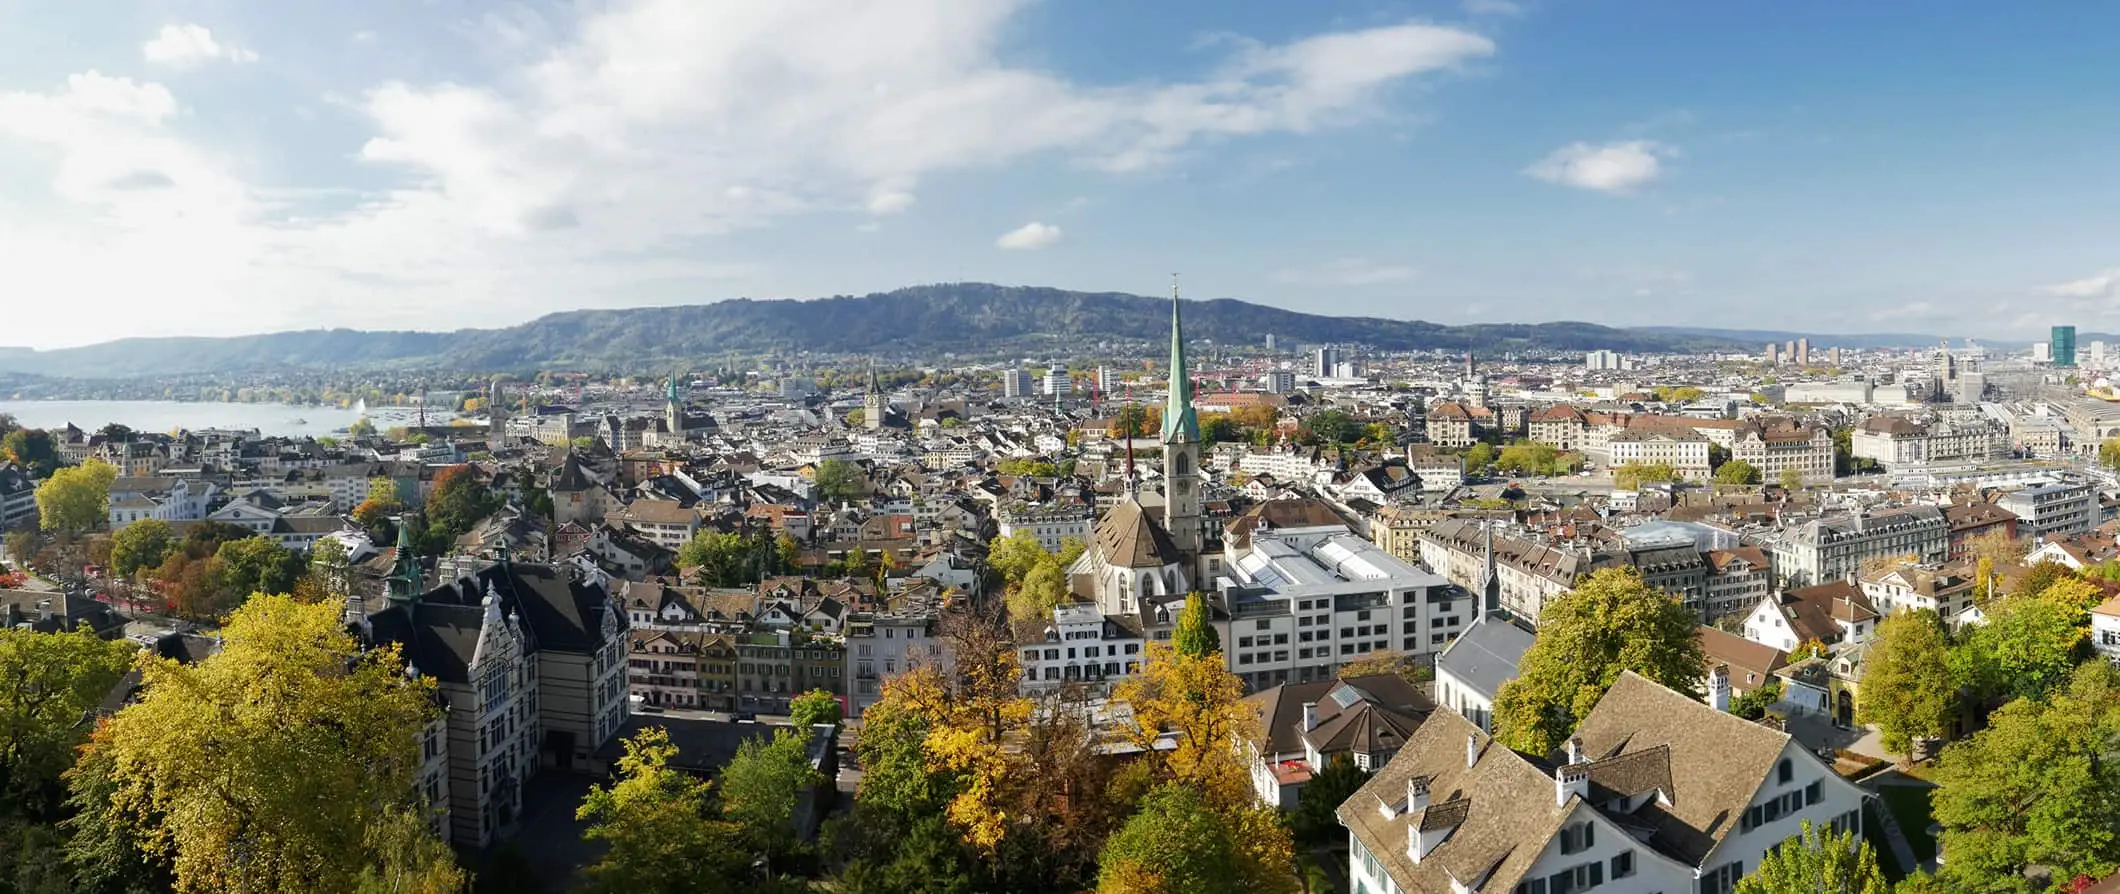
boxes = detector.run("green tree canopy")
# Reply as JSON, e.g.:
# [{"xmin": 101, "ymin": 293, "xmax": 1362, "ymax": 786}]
[
  {"xmin": 109, "ymin": 517, "xmax": 176, "ymax": 577},
  {"xmin": 1928, "ymin": 661, "xmax": 2120, "ymax": 888},
  {"xmin": 0, "ymin": 628, "xmax": 133, "ymax": 814},
  {"xmin": 74, "ymin": 594, "xmax": 456, "ymax": 893},
  {"xmin": 423, "ymin": 464, "xmax": 498, "ymax": 548},
  {"xmin": 790, "ymin": 689, "xmax": 844, "ymax": 729},
  {"xmin": 1732, "ymin": 820, "xmax": 1888, "ymax": 894},
  {"xmin": 577, "ymin": 726, "xmax": 749, "ymax": 894},
  {"xmin": 1463, "ymin": 442, "xmax": 1497, "ymax": 471},
  {"xmin": 1493, "ymin": 567, "xmax": 1706, "ymax": 756},
  {"xmin": 718, "ymin": 726, "xmax": 826, "ymax": 862},
  {"xmin": 814, "ymin": 459, "xmax": 868, "ymax": 503},
  {"xmin": 1713, "ymin": 459, "xmax": 1762, "ymax": 486},
  {"xmin": 1172, "ymin": 592, "xmax": 1220, "ymax": 659},
  {"xmin": 1949, "ymin": 594, "xmax": 2085, "ymax": 705},
  {"xmin": 1855, "ymin": 609, "xmax": 1955, "ymax": 757},
  {"xmin": 1, "ymin": 428, "xmax": 60, "ymax": 478},
  {"xmin": 1613, "ymin": 461, "xmax": 1679, "ymax": 490},
  {"xmin": 36, "ymin": 459, "xmax": 116, "ymax": 536},
  {"xmin": 1289, "ymin": 754, "xmax": 1369, "ymax": 845},
  {"xmin": 1096, "ymin": 783, "xmax": 1244, "ymax": 894},
  {"xmin": 216, "ymin": 536, "xmax": 303, "ymax": 600}
]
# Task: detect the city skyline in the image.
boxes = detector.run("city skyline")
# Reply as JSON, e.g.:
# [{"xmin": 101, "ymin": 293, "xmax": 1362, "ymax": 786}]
[{"xmin": 4, "ymin": 0, "xmax": 2119, "ymax": 349}]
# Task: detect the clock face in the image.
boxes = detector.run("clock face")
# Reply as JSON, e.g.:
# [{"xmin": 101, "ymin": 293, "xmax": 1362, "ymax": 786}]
[{"xmin": 1176, "ymin": 480, "xmax": 1191, "ymax": 497}]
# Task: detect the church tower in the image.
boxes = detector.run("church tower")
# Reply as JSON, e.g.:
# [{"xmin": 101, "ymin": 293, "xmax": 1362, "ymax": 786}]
[
  {"xmin": 665, "ymin": 371, "xmax": 686, "ymax": 438},
  {"xmin": 1162, "ymin": 276, "xmax": 1203, "ymax": 560},
  {"xmin": 864, "ymin": 362, "xmax": 886, "ymax": 431}
]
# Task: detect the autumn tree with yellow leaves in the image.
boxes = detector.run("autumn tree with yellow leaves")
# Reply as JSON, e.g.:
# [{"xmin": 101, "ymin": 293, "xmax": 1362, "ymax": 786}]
[{"xmin": 68, "ymin": 594, "xmax": 463, "ymax": 894}]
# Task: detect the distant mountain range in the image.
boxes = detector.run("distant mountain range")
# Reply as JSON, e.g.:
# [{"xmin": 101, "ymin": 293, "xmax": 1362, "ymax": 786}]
[{"xmin": 0, "ymin": 283, "xmax": 1995, "ymax": 378}]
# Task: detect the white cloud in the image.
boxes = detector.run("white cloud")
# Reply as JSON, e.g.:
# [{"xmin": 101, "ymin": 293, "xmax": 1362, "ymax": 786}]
[
  {"xmin": 1463, "ymin": 0, "xmax": 1524, "ymax": 17},
  {"xmin": 1524, "ymin": 140, "xmax": 1673, "ymax": 194},
  {"xmin": 1274, "ymin": 258, "xmax": 1415, "ymax": 286},
  {"xmin": 2044, "ymin": 269, "xmax": 2120, "ymax": 299},
  {"xmin": 1, "ymin": 1, "xmax": 1499, "ymax": 347},
  {"xmin": 866, "ymin": 186, "xmax": 916, "ymax": 215},
  {"xmin": 142, "ymin": 24, "xmax": 257, "ymax": 67},
  {"xmin": 996, "ymin": 221, "xmax": 1062, "ymax": 250}
]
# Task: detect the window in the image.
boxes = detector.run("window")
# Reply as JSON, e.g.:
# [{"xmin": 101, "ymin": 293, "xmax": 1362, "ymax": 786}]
[
  {"xmin": 1610, "ymin": 850, "xmax": 1634, "ymax": 879},
  {"xmin": 1255, "ymin": 619, "xmax": 1271, "ymax": 631},
  {"xmin": 1805, "ymin": 781, "xmax": 1822, "ymax": 806},
  {"xmin": 1778, "ymin": 758, "xmax": 1793, "ymax": 784}
]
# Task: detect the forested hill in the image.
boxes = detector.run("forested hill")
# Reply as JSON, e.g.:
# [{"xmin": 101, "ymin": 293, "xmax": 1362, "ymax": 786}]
[{"xmin": 0, "ymin": 283, "xmax": 1749, "ymax": 377}]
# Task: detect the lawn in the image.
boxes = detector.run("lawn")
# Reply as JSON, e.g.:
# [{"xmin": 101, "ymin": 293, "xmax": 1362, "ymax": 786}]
[{"xmin": 1877, "ymin": 784, "xmax": 1938, "ymax": 864}]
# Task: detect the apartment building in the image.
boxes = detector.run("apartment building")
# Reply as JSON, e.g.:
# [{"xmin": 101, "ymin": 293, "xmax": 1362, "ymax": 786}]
[
  {"xmin": 1997, "ymin": 481, "xmax": 2097, "ymax": 539},
  {"xmin": 846, "ymin": 607, "xmax": 945, "ymax": 718},
  {"xmin": 1731, "ymin": 422, "xmax": 1834, "ymax": 485},
  {"xmin": 1756, "ymin": 506, "xmax": 1949, "ymax": 588},
  {"xmin": 1606, "ymin": 429, "xmax": 1712, "ymax": 481},
  {"xmin": 1341, "ymin": 672, "xmax": 1866, "ymax": 894},
  {"xmin": 1849, "ymin": 414, "xmax": 2006, "ymax": 471},
  {"xmin": 995, "ymin": 501, "xmax": 1094, "ymax": 553}
]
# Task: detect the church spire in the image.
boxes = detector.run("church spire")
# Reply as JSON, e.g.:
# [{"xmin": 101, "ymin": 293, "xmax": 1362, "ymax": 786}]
[
  {"xmin": 1161, "ymin": 274, "xmax": 1199, "ymax": 444},
  {"xmin": 388, "ymin": 516, "xmax": 422, "ymax": 605}
]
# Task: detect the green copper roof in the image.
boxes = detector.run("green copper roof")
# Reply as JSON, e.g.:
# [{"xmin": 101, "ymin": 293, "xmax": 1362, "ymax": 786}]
[
  {"xmin": 388, "ymin": 517, "xmax": 421, "ymax": 604},
  {"xmin": 666, "ymin": 371, "xmax": 681, "ymax": 404},
  {"xmin": 1161, "ymin": 294, "xmax": 1199, "ymax": 443}
]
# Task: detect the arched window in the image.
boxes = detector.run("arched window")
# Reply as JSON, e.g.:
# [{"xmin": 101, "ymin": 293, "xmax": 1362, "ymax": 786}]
[{"xmin": 1174, "ymin": 452, "xmax": 1191, "ymax": 476}]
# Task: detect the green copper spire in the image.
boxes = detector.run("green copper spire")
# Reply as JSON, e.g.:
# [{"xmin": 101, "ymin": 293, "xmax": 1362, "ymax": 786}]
[
  {"xmin": 1161, "ymin": 275, "xmax": 1199, "ymax": 444},
  {"xmin": 666, "ymin": 370, "xmax": 681, "ymax": 404}
]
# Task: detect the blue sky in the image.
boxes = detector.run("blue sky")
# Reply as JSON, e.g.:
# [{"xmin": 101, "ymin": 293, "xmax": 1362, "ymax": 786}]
[{"xmin": 2, "ymin": 0, "xmax": 2118, "ymax": 349}]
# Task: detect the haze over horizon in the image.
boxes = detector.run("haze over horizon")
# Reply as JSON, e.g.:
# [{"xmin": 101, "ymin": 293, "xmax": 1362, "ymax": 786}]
[{"xmin": 4, "ymin": 0, "xmax": 2117, "ymax": 350}]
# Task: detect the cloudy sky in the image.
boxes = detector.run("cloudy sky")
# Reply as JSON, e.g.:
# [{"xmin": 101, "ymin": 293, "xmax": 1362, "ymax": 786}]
[{"xmin": 3, "ymin": 0, "xmax": 2118, "ymax": 349}]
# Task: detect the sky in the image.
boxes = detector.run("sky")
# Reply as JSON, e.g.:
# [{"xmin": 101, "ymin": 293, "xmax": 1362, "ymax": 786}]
[{"xmin": 3, "ymin": 1, "xmax": 2119, "ymax": 350}]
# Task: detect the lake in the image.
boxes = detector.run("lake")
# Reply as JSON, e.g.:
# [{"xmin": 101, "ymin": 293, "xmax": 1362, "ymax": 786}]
[{"xmin": 0, "ymin": 400, "xmax": 421, "ymax": 438}]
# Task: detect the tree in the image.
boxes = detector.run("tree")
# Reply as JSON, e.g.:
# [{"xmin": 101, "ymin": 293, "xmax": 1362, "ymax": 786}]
[
  {"xmin": 1732, "ymin": 820, "xmax": 1888, "ymax": 894},
  {"xmin": 1713, "ymin": 460, "xmax": 1762, "ymax": 486},
  {"xmin": 2100, "ymin": 436, "xmax": 2120, "ymax": 474},
  {"xmin": 1114, "ymin": 643, "xmax": 1256, "ymax": 807},
  {"xmin": 76, "ymin": 594, "xmax": 456, "ymax": 893},
  {"xmin": 35, "ymin": 459, "xmax": 115, "ymax": 536},
  {"xmin": 775, "ymin": 533, "xmax": 802, "ymax": 572},
  {"xmin": 1306, "ymin": 411, "xmax": 1355, "ymax": 445},
  {"xmin": 1928, "ymin": 661, "xmax": 2120, "ymax": 887},
  {"xmin": 0, "ymin": 629, "xmax": 133, "ymax": 813},
  {"xmin": 1654, "ymin": 385, "xmax": 1706, "ymax": 405},
  {"xmin": 1493, "ymin": 567, "xmax": 1705, "ymax": 757},
  {"xmin": 425, "ymin": 465, "xmax": 498, "ymax": 546},
  {"xmin": 1612, "ymin": 461, "xmax": 1678, "ymax": 490},
  {"xmin": 1171, "ymin": 592, "xmax": 1219, "ymax": 659},
  {"xmin": 986, "ymin": 530, "xmax": 1051, "ymax": 586},
  {"xmin": 0, "ymin": 429, "xmax": 59, "ymax": 478},
  {"xmin": 719, "ymin": 726, "xmax": 826, "ymax": 861},
  {"xmin": 790, "ymin": 689, "xmax": 844, "ymax": 729},
  {"xmin": 1729, "ymin": 679, "xmax": 1784, "ymax": 721},
  {"xmin": 109, "ymin": 517, "xmax": 176, "ymax": 577},
  {"xmin": 347, "ymin": 418, "xmax": 376, "ymax": 439},
  {"xmin": 814, "ymin": 459, "xmax": 867, "ymax": 503},
  {"xmin": 1097, "ymin": 784, "xmax": 1244, "ymax": 894},
  {"xmin": 1855, "ymin": 609, "xmax": 1955, "ymax": 757},
  {"xmin": 1778, "ymin": 467, "xmax": 1804, "ymax": 492},
  {"xmin": 352, "ymin": 479, "xmax": 405, "ymax": 544},
  {"xmin": 679, "ymin": 530, "xmax": 752, "ymax": 587},
  {"xmin": 3, "ymin": 530, "xmax": 35, "ymax": 566},
  {"xmin": 1007, "ymin": 558, "xmax": 1069, "ymax": 621},
  {"xmin": 1463, "ymin": 442, "xmax": 1496, "ymax": 471},
  {"xmin": 1289, "ymin": 754, "xmax": 1369, "ymax": 845},
  {"xmin": 577, "ymin": 727, "xmax": 749, "ymax": 894},
  {"xmin": 1950, "ymin": 594, "xmax": 2085, "ymax": 705},
  {"xmin": 216, "ymin": 535, "xmax": 302, "ymax": 599}
]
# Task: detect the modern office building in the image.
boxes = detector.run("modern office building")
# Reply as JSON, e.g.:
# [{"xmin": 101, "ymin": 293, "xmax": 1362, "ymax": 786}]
[{"xmin": 2052, "ymin": 325, "xmax": 2077, "ymax": 368}]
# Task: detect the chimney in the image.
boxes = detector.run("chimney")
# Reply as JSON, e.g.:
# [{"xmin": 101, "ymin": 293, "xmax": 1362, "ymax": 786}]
[
  {"xmin": 1565, "ymin": 736, "xmax": 1585, "ymax": 765},
  {"xmin": 1466, "ymin": 733, "xmax": 1481, "ymax": 769},
  {"xmin": 1709, "ymin": 664, "xmax": 1732, "ymax": 712},
  {"xmin": 1301, "ymin": 701, "xmax": 1318, "ymax": 731},
  {"xmin": 1407, "ymin": 776, "xmax": 1431, "ymax": 812},
  {"xmin": 1555, "ymin": 764, "xmax": 1590, "ymax": 807}
]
